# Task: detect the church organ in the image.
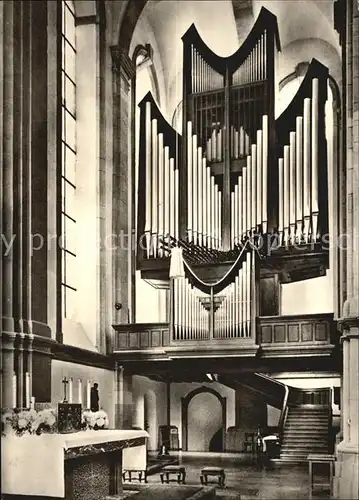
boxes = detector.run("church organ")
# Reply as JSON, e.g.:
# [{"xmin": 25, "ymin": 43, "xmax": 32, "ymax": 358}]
[{"xmin": 136, "ymin": 8, "xmax": 330, "ymax": 342}]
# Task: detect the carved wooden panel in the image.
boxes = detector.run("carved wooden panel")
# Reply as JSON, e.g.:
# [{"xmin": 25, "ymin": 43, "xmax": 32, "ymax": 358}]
[
  {"xmin": 140, "ymin": 331, "xmax": 149, "ymax": 347},
  {"xmin": 129, "ymin": 332, "xmax": 139, "ymax": 348},
  {"xmin": 301, "ymin": 323, "xmax": 313, "ymax": 342},
  {"xmin": 118, "ymin": 333, "xmax": 128, "ymax": 349},
  {"xmin": 315, "ymin": 322, "xmax": 328, "ymax": 341},
  {"xmin": 261, "ymin": 325, "xmax": 272, "ymax": 343},
  {"xmin": 288, "ymin": 324, "xmax": 300, "ymax": 342},
  {"xmin": 151, "ymin": 330, "xmax": 161, "ymax": 347},
  {"xmin": 273, "ymin": 325, "xmax": 286, "ymax": 342},
  {"xmin": 162, "ymin": 329, "xmax": 170, "ymax": 346}
]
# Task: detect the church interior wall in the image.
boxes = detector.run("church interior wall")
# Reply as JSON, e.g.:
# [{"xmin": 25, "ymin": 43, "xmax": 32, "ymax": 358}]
[
  {"xmin": 234, "ymin": 385, "xmax": 267, "ymax": 436},
  {"xmin": 280, "ymin": 275, "xmax": 334, "ymax": 315},
  {"xmin": 132, "ymin": 375, "xmax": 167, "ymax": 450},
  {"xmin": 51, "ymin": 359, "xmax": 116, "ymax": 427}
]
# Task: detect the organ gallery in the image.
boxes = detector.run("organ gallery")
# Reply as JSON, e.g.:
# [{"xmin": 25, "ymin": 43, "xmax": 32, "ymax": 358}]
[{"xmin": 137, "ymin": 8, "xmax": 330, "ymax": 341}]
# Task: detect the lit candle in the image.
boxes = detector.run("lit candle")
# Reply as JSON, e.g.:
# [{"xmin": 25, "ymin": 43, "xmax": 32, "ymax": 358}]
[
  {"xmin": 87, "ymin": 380, "xmax": 91, "ymax": 409},
  {"xmin": 25, "ymin": 372, "xmax": 30, "ymax": 408},
  {"xmin": 68, "ymin": 377, "xmax": 73, "ymax": 403},
  {"xmin": 12, "ymin": 373, "xmax": 17, "ymax": 409},
  {"xmin": 78, "ymin": 379, "xmax": 83, "ymax": 405}
]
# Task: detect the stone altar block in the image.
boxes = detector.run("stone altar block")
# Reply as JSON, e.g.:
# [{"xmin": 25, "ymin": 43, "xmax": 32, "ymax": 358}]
[{"xmin": 1, "ymin": 429, "xmax": 148, "ymax": 499}]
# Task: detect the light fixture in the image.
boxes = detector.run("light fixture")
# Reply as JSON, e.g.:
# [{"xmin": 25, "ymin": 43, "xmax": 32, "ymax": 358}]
[{"xmin": 169, "ymin": 247, "xmax": 185, "ymax": 279}]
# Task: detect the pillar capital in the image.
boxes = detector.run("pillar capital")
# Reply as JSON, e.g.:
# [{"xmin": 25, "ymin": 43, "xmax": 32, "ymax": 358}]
[
  {"xmin": 110, "ymin": 45, "xmax": 136, "ymax": 82},
  {"xmin": 338, "ymin": 316, "xmax": 359, "ymax": 335}
]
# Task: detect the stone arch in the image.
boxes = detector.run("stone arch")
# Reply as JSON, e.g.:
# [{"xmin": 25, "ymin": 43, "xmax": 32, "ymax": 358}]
[
  {"xmin": 118, "ymin": 0, "xmax": 148, "ymax": 52},
  {"xmin": 181, "ymin": 386, "xmax": 226, "ymax": 452}
]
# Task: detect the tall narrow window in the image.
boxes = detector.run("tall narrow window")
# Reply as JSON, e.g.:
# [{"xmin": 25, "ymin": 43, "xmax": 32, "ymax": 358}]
[{"xmin": 61, "ymin": 0, "xmax": 77, "ymax": 319}]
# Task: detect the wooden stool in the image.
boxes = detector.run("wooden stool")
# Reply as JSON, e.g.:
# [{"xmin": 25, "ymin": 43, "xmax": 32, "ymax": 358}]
[
  {"xmin": 160, "ymin": 465, "xmax": 186, "ymax": 484},
  {"xmin": 122, "ymin": 469, "xmax": 147, "ymax": 483},
  {"xmin": 200, "ymin": 467, "xmax": 225, "ymax": 487},
  {"xmin": 308, "ymin": 454, "xmax": 335, "ymax": 498}
]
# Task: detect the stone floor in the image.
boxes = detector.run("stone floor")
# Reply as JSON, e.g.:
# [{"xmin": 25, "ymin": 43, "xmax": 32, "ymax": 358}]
[{"xmin": 137, "ymin": 452, "xmax": 333, "ymax": 499}]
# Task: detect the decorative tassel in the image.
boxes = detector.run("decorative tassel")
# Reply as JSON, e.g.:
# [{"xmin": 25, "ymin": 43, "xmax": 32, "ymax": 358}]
[{"xmin": 169, "ymin": 247, "xmax": 185, "ymax": 279}]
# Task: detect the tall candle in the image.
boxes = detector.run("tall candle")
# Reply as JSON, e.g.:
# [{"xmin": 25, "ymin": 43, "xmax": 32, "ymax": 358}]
[
  {"xmin": 25, "ymin": 372, "xmax": 30, "ymax": 408},
  {"xmin": 68, "ymin": 377, "xmax": 73, "ymax": 403},
  {"xmin": 12, "ymin": 373, "xmax": 17, "ymax": 409},
  {"xmin": 78, "ymin": 379, "xmax": 83, "ymax": 405},
  {"xmin": 87, "ymin": 380, "xmax": 91, "ymax": 409}
]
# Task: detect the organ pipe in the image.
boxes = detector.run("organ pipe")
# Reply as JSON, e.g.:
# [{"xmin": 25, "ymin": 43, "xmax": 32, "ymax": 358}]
[
  {"xmin": 144, "ymin": 102, "xmax": 152, "ymax": 258},
  {"xmin": 289, "ymin": 131, "xmax": 296, "ymax": 243},
  {"xmin": 303, "ymin": 97, "xmax": 311, "ymax": 242},
  {"xmin": 295, "ymin": 116, "xmax": 303, "ymax": 241},
  {"xmin": 311, "ymin": 78, "xmax": 319, "ymax": 239}
]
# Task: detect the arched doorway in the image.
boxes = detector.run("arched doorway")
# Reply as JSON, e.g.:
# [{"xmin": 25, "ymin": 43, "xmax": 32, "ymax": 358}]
[{"xmin": 181, "ymin": 386, "xmax": 226, "ymax": 452}]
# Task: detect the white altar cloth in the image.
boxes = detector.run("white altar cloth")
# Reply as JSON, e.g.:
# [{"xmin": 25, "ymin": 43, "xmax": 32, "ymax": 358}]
[{"xmin": 1, "ymin": 429, "xmax": 148, "ymax": 498}]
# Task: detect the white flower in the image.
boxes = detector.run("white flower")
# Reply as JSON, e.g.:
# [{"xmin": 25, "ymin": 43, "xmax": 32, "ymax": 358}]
[
  {"xmin": 17, "ymin": 418, "xmax": 28, "ymax": 429},
  {"xmin": 96, "ymin": 418, "xmax": 105, "ymax": 428}
]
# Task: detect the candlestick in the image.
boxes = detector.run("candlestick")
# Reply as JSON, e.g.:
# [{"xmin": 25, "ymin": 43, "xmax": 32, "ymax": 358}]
[
  {"xmin": 25, "ymin": 372, "xmax": 30, "ymax": 408},
  {"xmin": 87, "ymin": 380, "xmax": 91, "ymax": 410},
  {"xmin": 12, "ymin": 373, "xmax": 17, "ymax": 409},
  {"xmin": 69, "ymin": 377, "xmax": 73, "ymax": 403},
  {"xmin": 78, "ymin": 379, "xmax": 83, "ymax": 405}
]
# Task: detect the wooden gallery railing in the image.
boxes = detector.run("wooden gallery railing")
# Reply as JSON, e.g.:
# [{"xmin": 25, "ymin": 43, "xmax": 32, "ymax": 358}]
[{"xmin": 258, "ymin": 313, "xmax": 335, "ymax": 349}]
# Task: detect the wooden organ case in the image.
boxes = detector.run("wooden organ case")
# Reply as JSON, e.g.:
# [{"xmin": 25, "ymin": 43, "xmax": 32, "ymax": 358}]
[{"xmin": 136, "ymin": 8, "xmax": 330, "ymax": 344}]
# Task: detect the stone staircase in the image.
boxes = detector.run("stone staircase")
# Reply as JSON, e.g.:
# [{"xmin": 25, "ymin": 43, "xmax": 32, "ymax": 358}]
[{"xmin": 280, "ymin": 405, "xmax": 330, "ymax": 462}]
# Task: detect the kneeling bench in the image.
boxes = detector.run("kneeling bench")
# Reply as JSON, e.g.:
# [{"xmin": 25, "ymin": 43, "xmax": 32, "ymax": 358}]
[
  {"xmin": 160, "ymin": 465, "xmax": 186, "ymax": 484},
  {"xmin": 122, "ymin": 469, "xmax": 147, "ymax": 483},
  {"xmin": 200, "ymin": 467, "xmax": 225, "ymax": 487}
]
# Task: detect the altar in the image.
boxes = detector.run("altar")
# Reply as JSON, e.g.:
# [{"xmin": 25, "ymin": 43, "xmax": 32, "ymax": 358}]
[{"xmin": 2, "ymin": 429, "xmax": 149, "ymax": 499}]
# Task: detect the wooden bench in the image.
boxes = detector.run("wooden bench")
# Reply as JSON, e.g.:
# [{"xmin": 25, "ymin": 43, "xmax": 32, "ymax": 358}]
[
  {"xmin": 122, "ymin": 469, "xmax": 147, "ymax": 483},
  {"xmin": 200, "ymin": 467, "xmax": 225, "ymax": 487},
  {"xmin": 160, "ymin": 465, "xmax": 186, "ymax": 484}
]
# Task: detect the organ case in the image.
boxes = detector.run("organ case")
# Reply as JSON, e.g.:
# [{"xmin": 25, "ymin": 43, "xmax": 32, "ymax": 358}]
[{"xmin": 136, "ymin": 7, "xmax": 330, "ymax": 341}]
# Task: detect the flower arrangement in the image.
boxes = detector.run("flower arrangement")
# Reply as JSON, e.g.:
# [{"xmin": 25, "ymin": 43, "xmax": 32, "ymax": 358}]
[
  {"xmin": 81, "ymin": 409, "xmax": 109, "ymax": 430},
  {"xmin": 1, "ymin": 408, "xmax": 57, "ymax": 437}
]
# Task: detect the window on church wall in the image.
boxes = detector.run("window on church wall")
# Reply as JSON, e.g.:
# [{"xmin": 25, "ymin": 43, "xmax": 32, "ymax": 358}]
[{"xmin": 61, "ymin": 0, "xmax": 77, "ymax": 320}]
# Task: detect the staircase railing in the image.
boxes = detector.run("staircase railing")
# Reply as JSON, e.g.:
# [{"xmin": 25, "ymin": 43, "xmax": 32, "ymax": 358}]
[
  {"xmin": 289, "ymin": 387, "xmax": 331, "ymax": 406},
  {"xmin": 278, "ymin": 384, "xmax": 290, "ymax": 445},
  {"xmin": 253, "ymin": 373, "xmax": 290, "ymax": 445}
]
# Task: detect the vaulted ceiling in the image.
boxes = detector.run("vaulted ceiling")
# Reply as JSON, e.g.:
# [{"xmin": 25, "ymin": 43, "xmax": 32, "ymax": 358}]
[{"xmin": 131, "ymin": 0, "xmax": 340, "ymax": 120}]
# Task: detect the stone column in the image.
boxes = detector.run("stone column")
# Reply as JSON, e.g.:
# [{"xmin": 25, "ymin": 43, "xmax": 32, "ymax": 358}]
[
  {"xmin": 110, "ymin": 45, "xmax": 136, "ymax": 331},
  {"xmin": 115, "ymin": 363, "xmax": 124, "ymax": 428},
  {"xmin": 1, "ymin": 333, "xmax": 16, "ymax": 408},
  {"xmin": 133, "ymin": 392, "xmax": 145, "ymax": 429},
  {"xmin": 1, "ymin": 0, "xmax": 54, "ymax": 406},
  {"xmin": 333, "ymin": 1, "xmax": 359, "ymax": 498}
]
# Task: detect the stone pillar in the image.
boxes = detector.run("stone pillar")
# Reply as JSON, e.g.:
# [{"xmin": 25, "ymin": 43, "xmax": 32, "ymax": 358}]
[
  {"xmin": 1, "ymin": 334, "xmax": 16, "ymax": 408},
  {"xmin": 1, "ymin": 0, "xmax": 53, "ymax": 406},
  {"xmin": 115, "ymin": 364, "xmax": 124, "ymax": 428},
  {"xmin": 333, "ymin": 1, "xmax": 359, "ymax": 498},
  {"xmin": 110, "ymin": 45, "xmax": 135, "ymax": 331},
  {"xmin": 133, "ymin": 392, "xmax": 145, "ymax": 429}
]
